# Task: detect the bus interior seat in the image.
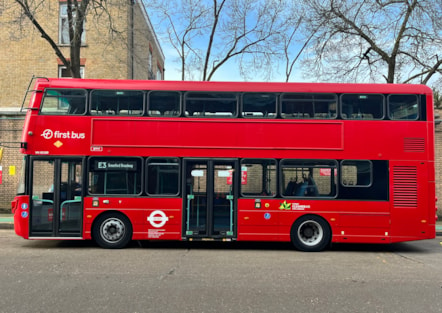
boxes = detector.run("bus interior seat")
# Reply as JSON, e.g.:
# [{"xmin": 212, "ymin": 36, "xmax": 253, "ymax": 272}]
[{"xmin": 285, "ymin": 181, "xmax": 296, "ymax": 195}]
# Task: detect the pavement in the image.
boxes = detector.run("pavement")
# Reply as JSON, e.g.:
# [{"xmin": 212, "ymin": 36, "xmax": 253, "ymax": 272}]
[
  {"xmin": 1, "ymin": 213, "xmax": 442, "ymax": 235},
  {"xmin": 0, "ymin": 213, "xmax": 14, "ymax": 230}
]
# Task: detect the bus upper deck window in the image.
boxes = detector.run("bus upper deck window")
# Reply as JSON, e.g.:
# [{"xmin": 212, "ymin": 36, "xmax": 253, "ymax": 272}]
[
  {"xmin": 341, "ymin": 94, "xmax": 384, "ymax": 120},
  {"xmin": 185, "ymin": 92, "xmax": 238, "ymax": 118},
  {"xmin": 388, "ymin": 94, "xmax": 419, "ymax": 120},
  {"xmin": 242, "ymin": 93, "xmax": 277, "ymax": 118},
  {"xmin": 41, "ymin": 89, "xmax": 87, "ymax": 115},
  {"xmin": 90, "ymin": 90, "xmax": 144, "ymax": 115},
  {"xmin": 281, "ymin": 93, "xmax": 338, "ymax": 119},
  {"xmin": 148, "ymin": 91, "xmax": 181, "ymax": 117}
]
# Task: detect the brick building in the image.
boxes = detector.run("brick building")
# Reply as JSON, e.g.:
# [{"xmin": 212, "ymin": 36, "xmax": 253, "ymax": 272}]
[{"xmin": 0, "ymin": 0, "xmax": 164, "ymax": 211}]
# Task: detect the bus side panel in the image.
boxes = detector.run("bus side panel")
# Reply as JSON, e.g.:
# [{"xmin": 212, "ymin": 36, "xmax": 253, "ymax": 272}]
[
  {"xmin": 91, "ymin": 119, "xmax": 344, "ymax": 151},
  {"xmin": 82, "ymin": 197, "xmax": 183, "ymax": 241},
  {"xmin": 12, "ymin": 195, "xmax": 30, "ymax": 239},
  {"xmin": 331, "ymin": 214, "xmax": 391, "ymax": 244},
  {"xmin": 389, "ymin": 161, "xmax": 436, "ymax": 241},
  {"xmin": 237, "ymin": 199, "xmax": 391, "ymax": 243},
  {"xmin": 427, "ymin": 160, "xmax": 437, "ymax": 232}
]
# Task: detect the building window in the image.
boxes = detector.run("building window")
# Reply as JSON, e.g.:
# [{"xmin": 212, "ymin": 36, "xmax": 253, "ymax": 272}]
[
  {"xmin": 59, "ymin": 3, "xmax": 86, "ymax": 45},
  {"xmin": 59, "ymin": 66, "xmax": 85, "ymax": 78},
  {"xmin": 156, "ymin": 67, "xmax": 162, "ymax": 80},
  {"xmin": 148, "ymin": 49, "xmax": 152, "ymax": 73}
]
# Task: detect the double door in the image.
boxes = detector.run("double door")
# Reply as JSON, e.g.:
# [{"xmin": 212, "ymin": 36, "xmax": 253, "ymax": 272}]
[
  {"xmin": 184, "ymin": 159, "xmax": 237, "ymax": 238},
  {"xmin": 29, "ymin": 157, "xmax": 83, "ymax": 237}
]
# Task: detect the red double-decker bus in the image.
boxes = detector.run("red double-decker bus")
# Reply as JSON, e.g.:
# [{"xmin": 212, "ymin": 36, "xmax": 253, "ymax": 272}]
[{"xmin": 11, "ymin": 78, "xmax": 437, "ymax": 251}]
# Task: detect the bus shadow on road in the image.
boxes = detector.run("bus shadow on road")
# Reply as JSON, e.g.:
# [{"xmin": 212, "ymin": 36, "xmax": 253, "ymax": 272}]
[
  {"xmin": 133, "ymin": 238, "xmax": 440, "ymax": 253},
  {"xmin": 329, "ymin": 240, "xmax": 439, "ymax": 254},
  {"xmin": 21, "ymin": 238, "xmax": 437, "ymax": 254}
]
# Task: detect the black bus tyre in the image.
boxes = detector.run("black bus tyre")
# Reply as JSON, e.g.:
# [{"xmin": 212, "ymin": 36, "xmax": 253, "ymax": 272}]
[
  {"xmin": 93, "ymin": 212, "xmax": 133, "ymax": 249},
  {"xmin": 291, "ymin": 215, "xmax": 331, "ymax": 252}
]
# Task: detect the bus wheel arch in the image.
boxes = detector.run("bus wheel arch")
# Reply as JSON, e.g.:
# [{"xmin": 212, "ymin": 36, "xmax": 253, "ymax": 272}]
[
  {"xmin": 92, "ymin": 211, "xmax": 133, "ymax": 249},
  {"xmin": 290, "ymin": 214, "xmax": 331, "ymax": 252}
]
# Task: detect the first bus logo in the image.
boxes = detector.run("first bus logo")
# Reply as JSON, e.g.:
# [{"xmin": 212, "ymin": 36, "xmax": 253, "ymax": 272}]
[
  {"xmin": 41, "ymin": 129, "xmax": 85, "ymax": 140},
  {"xmin": 41, "ymin": 129, "xmax": 53, "ymax": 139}
]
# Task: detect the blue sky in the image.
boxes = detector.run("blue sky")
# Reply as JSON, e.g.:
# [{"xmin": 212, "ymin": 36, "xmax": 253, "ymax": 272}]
[
  {"xmin": 156, "ymin": 32, "xmax": 303, "ymax": 83},
  {"xmin": 146, "ymin": 0, "xmax": 303, "ymax": 82}
]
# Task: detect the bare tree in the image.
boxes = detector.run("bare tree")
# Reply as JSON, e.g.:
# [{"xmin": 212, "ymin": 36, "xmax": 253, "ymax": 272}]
[
  {"xmin": 10, "ymin": 0, "xmax": 135, "ymax": 79},
  {"xmin": 300, "ymin": 0, "xmax": 442, "ymax": 85},
  {"xmin": 13, "ymin": 0, "xmax": 91, "ymax": 78},
  {"xmin": 148, "ymin": 0, "xmax": 290, "ymax": 81},
  {"xmin": 148, "ymin": 0, "xmax": 208, "ymax": 81}
]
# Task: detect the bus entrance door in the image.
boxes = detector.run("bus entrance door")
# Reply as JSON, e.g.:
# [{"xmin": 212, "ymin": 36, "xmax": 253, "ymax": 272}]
[
  {"xmin": 29, "ymin": 158, "xmax": 83, "ymax": 238},
  {"xmin": 184, "ymin": 159, "xmax": 237, "ymax": 239}
]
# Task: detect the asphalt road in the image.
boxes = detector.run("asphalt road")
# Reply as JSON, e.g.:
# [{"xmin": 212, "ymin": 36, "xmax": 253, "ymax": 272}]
[{"xmin": 1, "ymin": 230, "xmax": 442, "ymax": 313}]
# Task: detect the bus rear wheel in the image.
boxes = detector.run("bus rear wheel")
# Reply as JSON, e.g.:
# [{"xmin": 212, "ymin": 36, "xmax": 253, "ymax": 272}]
[
  {"xmin": 291, "ymin": 215, "xmax": 331, "ymax": 252},
  {"xmin": 93, "ymin": 212, "xmax": 132, "ymax": 249}
]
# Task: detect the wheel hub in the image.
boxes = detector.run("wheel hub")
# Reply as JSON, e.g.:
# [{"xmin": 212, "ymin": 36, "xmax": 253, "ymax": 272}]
[
  {"xmin": 101, "ymin": 219, "xmax": 125, "ymax": 242},
  {"xmin": 298, "ymin": 220, "xmax": 323, "ymax": 246},
  {"xmin": 303, "ymin": 227, "xmax": 314, "ymax": 238}
]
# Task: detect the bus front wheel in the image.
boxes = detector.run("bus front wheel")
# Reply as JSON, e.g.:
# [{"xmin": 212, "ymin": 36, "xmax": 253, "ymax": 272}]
[
  {"xmin": 93, "ymin": 212, "xmax": 132, "ymax": 249},
  {"xmin": 290, "ymin": 215, "xmax": 331, "ymax": 252}
]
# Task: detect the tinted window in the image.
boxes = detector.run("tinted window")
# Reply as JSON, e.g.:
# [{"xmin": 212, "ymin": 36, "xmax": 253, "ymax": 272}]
[
  {"xmin": 281, "ymin": 93, "xmax": 337, "ymax": 119},
  {"xmin": 388, "ymin": 94, "xmax": 419, "ymax": 120},
  {"xmin": 240, "ymin": 159, "xmax": 277, "ymax": 197},
  {"xmin": 338, "ymin": 160, "xmax": 388, "ymax": 200},
  {"xmin": 341, "ymin": 94, "xmax": 384, "ymax": 119},
  {"xmin": 185, "ymin": 92, "xmax": 237, "ymax": 117},
  {"xmin": 341, "ymin": 160, "xmax": 372, "ymax": 187},
  {"xmin": 88, "ymin": 157, "xmax": 142, "ymax": 195},
  {"xmin": 147, "ymin": 158, "xmax": 180, "ymax": 195},
  {"xmin": 41, "ymin": 89, "xmax": 86, "ymax": 115},
  {"xmin": 90, "ymin": 90, "xmax": 143, "ymax": 115},
  {"xmin": 242, "ymin": 93, "xmax": 277, "ymax": 118},
  {"xmin": 148, "ymin": 91, "xmax": 181, "ymax": 117},
  {"xmin": 281, "ymin": 159, "xmax": 337, "ymax": 197}
]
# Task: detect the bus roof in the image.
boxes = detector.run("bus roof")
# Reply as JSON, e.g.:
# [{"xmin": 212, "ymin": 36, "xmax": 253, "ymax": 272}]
[{"xmin": 33, "ymin": 78, "xmax": 433, "ymax": 95}]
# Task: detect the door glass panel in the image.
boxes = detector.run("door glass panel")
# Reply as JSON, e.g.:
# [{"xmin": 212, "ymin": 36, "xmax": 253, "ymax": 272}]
[
  {"xmin": 59, "ymin": 160, "xmax": 82, "ymax": 232},
  {"xmin": 31, "ymin": 159, "xmax": 82, "ymax": 236},
  {"xmin": 31, "ymin": 160, "xmax": 55, "ymax": 232},
  {"xmin": 186, "ymin": 164, "xmax": 208, "ymax": 235},
  {"xmin": 185, "ymin": 160, "xmax": 236, "ymax": 237},
  {"xmin": 213, "ymin": 164, "xmax": 234, "ymax": 235}
]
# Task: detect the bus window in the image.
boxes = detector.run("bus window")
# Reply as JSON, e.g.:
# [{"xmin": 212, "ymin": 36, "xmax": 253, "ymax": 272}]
[
  {"xmin": 242, "ymin": 93, "xmax": 277, "ymax": 118},
  {"xmin": 341, "ymin": 94, "xmax": 384, "ymax": 119},
  {"xmin": 388, "ymin": 94, "xmax": 419, "ymax": 120},
  {"xmin": 281, "ymin": 159, "xmax": 337, "ymax": 197},
  {"xmin": 147, "ymin": 158, "xmax": 180, "ymax": 195},
  {"xmin": 148, "ymin": 91, "xmax": 181, "ymax": 117},
  {"xmin": 90, "ymin": 90, "xmax": 144, "ymax": 115},
  {"xmin": 341, "ymin": 160, "xmax": 372, "ymax": 187},
  {"xmin": 281, "ymin": 93, "xmax": 338, "ymax": 119},
  {"xmin": 240, "ymin": 159, "xmax": 277, "ymax": 197},
  {"xmin": 185, "ymin": 92, "xmax": 237, "ymax": 117},
  {"xmin": 88, "ymin": 157, "xmax": 142, "ymax": 195},
  {"xmin": 41, "ymin": 89, "xmax": 86, "ymax": 115},
  {"xmin": 338, "ymin": 160, "xmax": 387, "ymax": 200}
]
